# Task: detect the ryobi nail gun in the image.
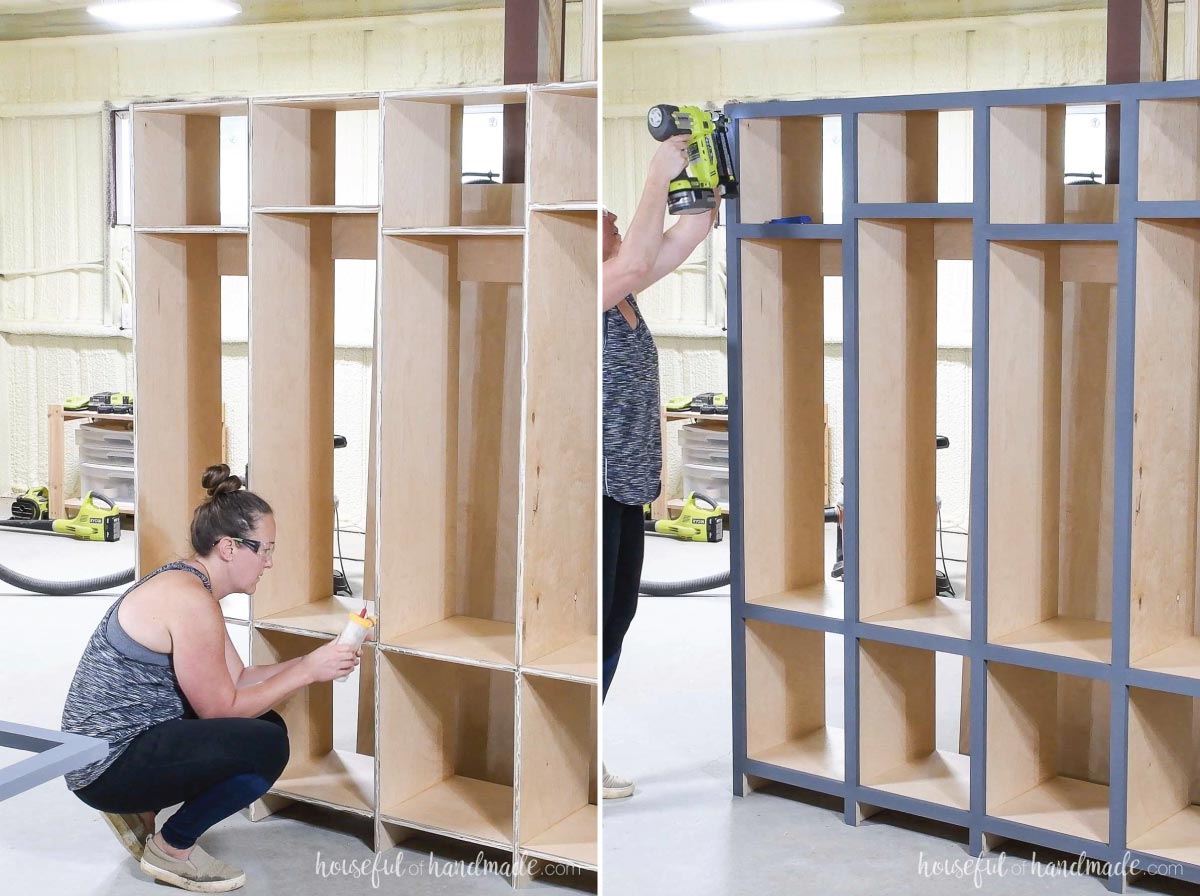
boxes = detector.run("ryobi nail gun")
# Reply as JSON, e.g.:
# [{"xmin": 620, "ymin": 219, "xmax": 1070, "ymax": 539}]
[{"xmin": 647, "ymin": 104, "xmax": 739, "ymax": 215}]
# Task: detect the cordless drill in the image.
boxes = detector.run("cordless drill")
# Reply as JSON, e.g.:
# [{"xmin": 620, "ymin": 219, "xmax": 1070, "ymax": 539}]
[{"xmin": 646, "ymin": 104, "xmax": 739, "ymax": 215}]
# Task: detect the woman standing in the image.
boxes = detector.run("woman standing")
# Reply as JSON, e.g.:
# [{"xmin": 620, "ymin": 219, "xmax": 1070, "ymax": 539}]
[{"xmin": 601, "ymin": 137, "xmax": 721, "ymax": 800}]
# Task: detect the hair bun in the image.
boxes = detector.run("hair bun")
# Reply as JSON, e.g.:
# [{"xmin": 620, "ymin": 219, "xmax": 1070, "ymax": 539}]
[{"xmin": 201, "ymin": 463, "xmax": 242, "ymax": 499}]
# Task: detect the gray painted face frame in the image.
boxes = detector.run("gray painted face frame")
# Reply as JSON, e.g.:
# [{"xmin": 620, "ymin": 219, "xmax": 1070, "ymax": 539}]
[
  {"xmin": 724, "ymin": 79, "xmax": 1200, "ymax": 892},
  {"xmin": 0, "ymin": 720, "xmax": 107, "ymax": 802}
]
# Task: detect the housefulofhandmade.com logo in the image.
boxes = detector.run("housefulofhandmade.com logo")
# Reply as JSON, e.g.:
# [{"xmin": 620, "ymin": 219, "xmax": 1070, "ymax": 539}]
[
  {"xmin": 918, "ymin": 851, "xmax": 1184, "ymax": 888},
  {"xmin": 314, "ymin": 850, "xmax": 572, "ymax": 887}
]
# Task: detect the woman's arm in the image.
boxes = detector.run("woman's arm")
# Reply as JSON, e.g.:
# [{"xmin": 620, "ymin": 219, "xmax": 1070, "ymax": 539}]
[
  {"xmin": 602, "ymin": 136, "xmax": 690, "ymax": 310},
  {"xmin": 172, "ymin": 584, "xmax": 358, "ymax": 718},
  {"xmin": 237, "ymin": 656, "xmax": 308, "ymax": 688}
]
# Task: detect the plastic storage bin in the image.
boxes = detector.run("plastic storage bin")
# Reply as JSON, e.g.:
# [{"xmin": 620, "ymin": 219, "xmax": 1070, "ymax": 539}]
[
  {"xmin": 80, "ymin": 462, "xmax": 136, "ymax": 505},
  {"xmin": 76, "ymin": 423, "xmax": 135, "ymax": 451},
  {"xmin": 683, "ymin": 462, "xmax": 730, "ymax": 508},
  {"xmin": 78, "ymin": 444, "xmax": 134, "ymax": 469},
  {"xmin": 680, "ymin": 424, "xmax": 730, "ymax": 468}
]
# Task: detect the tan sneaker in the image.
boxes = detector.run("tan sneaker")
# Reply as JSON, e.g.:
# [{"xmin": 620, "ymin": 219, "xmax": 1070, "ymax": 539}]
[
  {"xmin": 603, "ymin": 763, "xmax": 635, "ymax": 800},
  {"xmin": 139, "ymin": 835, "xmax": 246, "ymax": 892},
  {"xmin": 99, "ymin": 812, "xmax": 151, "ymax": 860}
]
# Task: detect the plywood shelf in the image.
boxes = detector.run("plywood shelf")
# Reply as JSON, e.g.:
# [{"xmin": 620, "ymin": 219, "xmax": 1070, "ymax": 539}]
[
  {"xmin": 521, "ymin": 210, "xmax": 598, "ymax": 671},
  {"xmin": 860, "ymin": 640, "xmax": 967, "ymax": 806},
  {"xmin": 253, "ymin": 205, "xmax": 379, "ymax": 215},
  {"xmin": 381, "ymin": 616, "xmax": 515, "ymax": 668},
  {"xmin": 252, "ymin": 628, "xmax": 376, "ymax": 821},
  {"xmin": 522, "ymin": 804, "xmax": 598, "ymax": 870},
  {"xmin": 1130, "ymin": 221, "xmax": 1200, "ymax": 678},
  {"xmin": 272, "ymin": 749, "xmax": 375, "ymax": 815},
  {"xmin": 524, "ymin": 635, "xmax": 597, "ymax": 682},
  {"xmin": 132, "ymin": 230, "xmax": 233, "ymax": 573},
  {"xmin": 987, "ymin": 240, "xmax": 1116, "ymax": 656},
  {"xmin": 134, "ymin": 225, "xmax": 247, "ymax": 234},
  {"xmin": 251, "ymin": 101, "xmax": 378, "ymax": 208},
  {"xmin": 858, "ymin": 219, "xmax": 943, "ymax": 623},
  {"xmin": 520, "ymin": 676, "xmax": 596, "ymax": 866},
  {"xmin": 379, "ymin": 653, "xmax": 515, "ymax": 848},
  {"xmin": 991, "ymin": 776, "xmax": 1110, "ymax": 842},
  {"xmin": 748, "ymin": 582, "xmax": 843, "ymax": 619},
  {"xmin": 382, "ymin": 776, "xmax": 514, "ymax": 846},
  {"xmin": 738, "ymin": 114, "xmax": 828, "ymax": 224},
  {"xmin": 528, "ymin": 88, "xmax": 596, "ymax": 206},
  {"xmin": 867, "ymin": 750, "xmax": 970, "ymax": 810},
  {"xmin": 750, "ymin": 726, "xmax": 844, "ymax": 782},
  {"xmin": 746, "ymin": 621, "xmax": 843, "ymax": 781},
  {"xmin": 1128, "ymin": 805, "xmax": 1200, "ymax": 866},
  {"xmin": 255, "ymin": 597, "xmax": 375, "ymax": 639},
  {"xmin": 132, "ymin": 103, "xmax": 247, "ymax": 227},
  {"xmin": 987, "ymin": 662, "xmax": 1110, "ymax": 842},
  {"xmin": 1139, "ymin": 99, "xmax": 1200, "ymax": 202},
  {"xmin": 382, "ymin": 225, "xmax": 525, "ymax": 236},
  {"xmin": 1127, "ymin": 688, "xmax": 1200, "ymax": 865},
  {"xmin": 1133, "ymin": 636, "xmax": 1200, "ymax": 679},
  {"xmin": 992, "ymin": 616, "xmax": 1111, "ymax": 664},
  {"xmin": 862, "ymin": 596, "xmax": 970, "ymax": 641},
  {"xmin": 857, "ymin": 110, "xmax": 961, "ymax": 204}
]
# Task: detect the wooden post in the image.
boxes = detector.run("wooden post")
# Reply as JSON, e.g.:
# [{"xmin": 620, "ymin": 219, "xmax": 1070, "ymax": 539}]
[
  {"xmin": 503, "ymin": 0, "xmax": 565, "ymax": 183},
  {"xmin": 47, "ymin": 404, "xmax": 64, "ymax": 519},
  {"xmin": 1187, "ymin": 0, "xmax": 1200, "ymax": 79},
  {"xmin": 1105, "ymin": 0, "xmax": 1167, "ymax": 183}
]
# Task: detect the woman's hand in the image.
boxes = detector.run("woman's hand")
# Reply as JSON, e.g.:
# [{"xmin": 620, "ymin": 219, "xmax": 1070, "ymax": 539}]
[
  {"xmin": 302, "ymin": 640, "xmax": 359, "ymax": 683},
  {"xmin": 648, "ymin": 134, "xmax": 690, "ymax": 186}
]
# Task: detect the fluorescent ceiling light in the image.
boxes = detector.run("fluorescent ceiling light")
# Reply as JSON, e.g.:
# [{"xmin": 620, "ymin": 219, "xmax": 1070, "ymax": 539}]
[
  {"xmin": 87, "ymin": 0, "xmax": 242, "ymax": 27},
  {"xmin": 690, "ymin": 0, "xmax": 844, "ymax": 28}
]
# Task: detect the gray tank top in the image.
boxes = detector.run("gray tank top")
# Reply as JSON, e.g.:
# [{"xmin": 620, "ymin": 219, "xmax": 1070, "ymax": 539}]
[
  {"xmin": 603, "ymin": 295, "xmax": 662, "ymax": 505},
  {"xmin": 61, "ymin": 561, "xmax": 210, "ymax": 790}
]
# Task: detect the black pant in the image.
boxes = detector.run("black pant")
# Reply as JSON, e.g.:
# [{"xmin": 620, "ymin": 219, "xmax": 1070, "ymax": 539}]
[
  {"xmin": 74, "ymin": 710, "xmax": 290, "ymax": 849},
  {"xmin": 603, "ymin": 496, "xmax": 645, "ymax": 700}
]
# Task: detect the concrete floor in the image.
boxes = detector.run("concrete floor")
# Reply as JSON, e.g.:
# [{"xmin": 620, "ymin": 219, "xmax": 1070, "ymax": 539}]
[
  {"xmin": 603, "ymin": 527, "xmax": 1191, "ymax": 896},
  {"xmin": 0, "ymin": 514, "xmax": 584, "ymax": 895}
]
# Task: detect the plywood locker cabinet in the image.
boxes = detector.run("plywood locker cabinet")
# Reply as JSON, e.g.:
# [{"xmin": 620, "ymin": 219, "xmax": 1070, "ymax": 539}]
[
  {"xmin": 132, "ymin": 70, "xmax": 598, "ymax": 887},
  {"xmin": 727, "ymin": 81, "xmax": 1200, "ymax": 892}
]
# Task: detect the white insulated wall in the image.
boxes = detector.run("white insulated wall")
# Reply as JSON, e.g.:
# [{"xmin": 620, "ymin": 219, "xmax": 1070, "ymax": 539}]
[
  {"xmin": 604, "ymin": 7, "xmax": 1191, "ymax": 528},
  {"xmin": 0, "ymin": 7, "xmax": 584, "ymax": 529}
]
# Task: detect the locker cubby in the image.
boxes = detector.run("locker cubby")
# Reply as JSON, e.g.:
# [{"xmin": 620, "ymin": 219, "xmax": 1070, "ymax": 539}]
[
  {"xmin": 381, "ymin": 87, "xmax": 528, "ymax": 230},
  {"xmin": 378, "ymin": 651, "xmax": 515, "ymax": 847},
  {"xmin": 521, "ymin": 210, "xmax": 599, "ymax": 679},
  {"xmin": 132, "ymin": 102, "xmax": 247, "ymax": 228},
  {"xmin": 518, "ymin": 675, "xmax": 597, "ymax": 870},
  {"xmin": 376, "ymin": 233, "xmax": 523, "ymax": 667},
  {"xmin": 857, "ymin": 218, "xmax": 972, "ymax": 640},
  {"xmin": 1139, "ymin": 99, "xmax": 1200, "ymax": 202},
  {"xmin": 248, "ymin": 211, "xmax": 379, "ymax": 637},
  {"xmin": 251, "ymin": 628, "xmax": 375, "ymax": 815},
  {"xmin": 133, "ymin": 231, "xmax": 241, "ymax": 573},
  {"xmin": 1130, "ymin": 220, "xmax": 1200, "ymax": 678},
  {"xmin": 990, "ymin": 104, "xmax": 1117, "ymax": 224},
  {"xmin": 859, "ymin": 639, "xmax": 968, "ymax": 810},
  {"xmin": 737, "ymin": 115, "xmax": 829, "ymax": 224},
  {"xmin": 745, "ymin": 621, "xmax": 844, "ymax": 782},
  {"xmin": 857, "ymin": 110, "xmax": 972, "ymax": 205},
  {"xmin": 986, "ymin": 662, "xmax": 1110, "ymax": 843},
  {"xmin": 987, "ymin": 241, "xmax": 1117, "ymax": 664},
  {"xmin": 250, "ymin": 96, "xmax": 379, "ymax": 210},
  {"xmin": 740, "ymin": 238, "xmax": 842, "ymax": 619},
  {"xmin": 1127, "ymin": 687, "xmax": 1200, "ymax": 866},
  {"xmin": 528, "ymin": 84, "xmax": 597, "ymax": 207}
]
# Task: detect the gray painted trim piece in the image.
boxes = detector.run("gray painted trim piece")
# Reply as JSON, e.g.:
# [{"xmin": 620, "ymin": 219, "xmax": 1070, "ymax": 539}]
[{"xmin": 0, "ymin": 720, "xmax": 107, "ymax": 802}]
